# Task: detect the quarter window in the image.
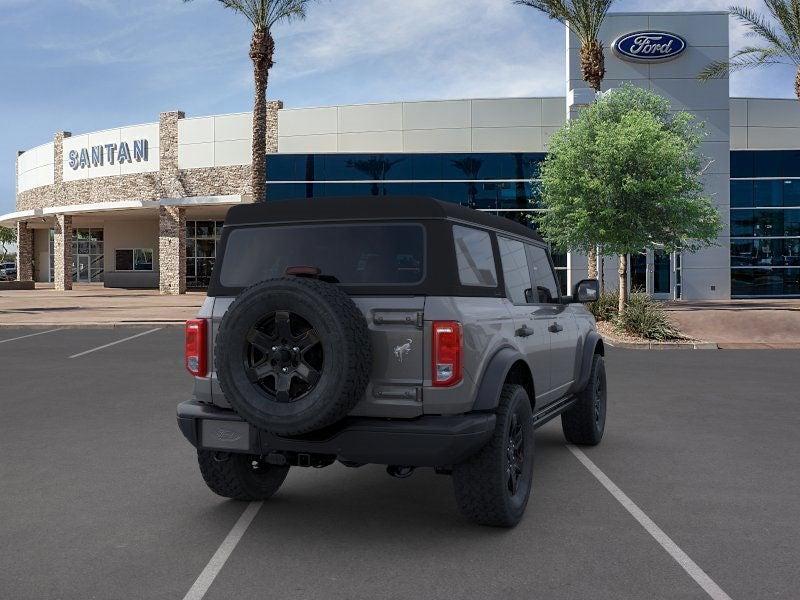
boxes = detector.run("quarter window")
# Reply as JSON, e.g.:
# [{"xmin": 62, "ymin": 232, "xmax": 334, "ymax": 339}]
[
  {"xmin": 453, "ymin": 225, "xmax": 497, "ymax": 287},
  {"xmin": 525, "ymin": 245, "xmax": 559, "ymax": 303},
  {"xmin": 498, "ymin": 237, "xmax": 533, "ymax": 304}
]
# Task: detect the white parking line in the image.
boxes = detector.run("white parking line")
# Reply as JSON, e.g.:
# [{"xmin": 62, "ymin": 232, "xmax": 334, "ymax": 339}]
[
  {"xmin": 568, "ymin": 445, "xmax": 733, "ymax": 600},
  {"xmin": 68, "ymin": 328, "xmax": 162, "ymax": 359},
  {"xmin": 182, "ymin": 501, "xmax": 263, "ymax": 600},
  {"xmin": 0, "ymin": 328, "xmax": 63, "ymax": 344}
]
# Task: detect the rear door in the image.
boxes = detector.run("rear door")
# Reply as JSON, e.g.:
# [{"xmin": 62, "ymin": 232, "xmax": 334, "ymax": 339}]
[
  {"xmin": 525, "ymin": 244, "xmax": 579, "ymax": 399},
  {"xmin": 497, "ymin": 236, "xmax": 552, "ymax": 403}
]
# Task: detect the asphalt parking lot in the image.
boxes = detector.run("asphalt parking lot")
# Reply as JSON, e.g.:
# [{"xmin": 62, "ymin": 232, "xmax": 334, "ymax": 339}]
[{"xmin": 1, "ymin": 327, "xmax": 799, "ymax": 600}]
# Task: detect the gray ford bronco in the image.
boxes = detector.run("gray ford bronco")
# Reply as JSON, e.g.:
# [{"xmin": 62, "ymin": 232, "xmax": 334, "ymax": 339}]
[{"xmin": 177, "ymin": 197, "xmax": 605, "ymax": 527}]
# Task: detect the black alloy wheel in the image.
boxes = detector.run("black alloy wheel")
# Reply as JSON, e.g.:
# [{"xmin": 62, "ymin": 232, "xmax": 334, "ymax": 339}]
[
  {"xmin": 244, "ymin": 310, "xmax": 324, "ymax": 403},
  {"xmin": 506, "ymin": 412, "xmax": 525, "ymax": 496},
  {"xmin": 214, "ymin": 277, "xmax": 372, "ymax": 435}
]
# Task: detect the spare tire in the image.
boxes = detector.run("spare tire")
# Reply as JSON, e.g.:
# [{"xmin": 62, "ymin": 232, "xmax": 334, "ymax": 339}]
[{"xmin": 215, "ymin": 277, "xmax": 372, "ymax": 436}]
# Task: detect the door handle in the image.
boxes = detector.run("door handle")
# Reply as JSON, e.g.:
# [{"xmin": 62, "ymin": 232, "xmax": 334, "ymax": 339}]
[
  {"xmin": 515, "ymin": 325, "xmax": 534, "ymax": 338},
  {"xmin": 548, "ymin": 322, "xmax": 564, "ymax": 333}
]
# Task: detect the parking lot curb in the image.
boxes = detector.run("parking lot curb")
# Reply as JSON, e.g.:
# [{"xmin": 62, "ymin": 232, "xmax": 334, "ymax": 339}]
[{"xmin": 602, "ymin": 338, "xmax": 719, "ymax": 350}]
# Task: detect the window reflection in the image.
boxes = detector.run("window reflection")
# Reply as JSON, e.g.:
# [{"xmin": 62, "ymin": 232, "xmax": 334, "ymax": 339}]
[
  {"xmin": 186, "ymin": 220, "xmax": 224, "ymax": 288},
  {"xmin": 730, "ymin": 150, "xmax": 800, "ymax": 297}
]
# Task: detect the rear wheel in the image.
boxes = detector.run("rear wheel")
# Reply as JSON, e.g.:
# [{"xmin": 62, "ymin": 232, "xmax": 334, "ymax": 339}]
[
  {"xmin": 197, "ymin": 450, "xmax": 289, "ymax": 501},
  {"xmin": 452, "ymin": 384, "xmax": 534, "ymax": 527},
  {"xmin": 561, "ymin": 354, "xmax": 606, "ymax": 446}
]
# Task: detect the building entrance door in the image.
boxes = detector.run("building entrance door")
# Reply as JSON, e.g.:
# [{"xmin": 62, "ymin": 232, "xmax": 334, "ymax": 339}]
[
  {"xmin": 626, "ymin": 249, "xmax": 675, "ymax": 300},
  {"xmin": 652, "ymin": 249, "xmax": 672, "ymax": 299},
  {"xmin": 630, "ymin": 252, "xmax": 647, "ymax": 293},
  {"xmin": 76, "ymin": 256, "xmax": 90, "ymax": 282}
]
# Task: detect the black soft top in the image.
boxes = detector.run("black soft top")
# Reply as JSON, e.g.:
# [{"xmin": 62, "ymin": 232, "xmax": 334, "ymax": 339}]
[{"xmin": 224, "ymin": 196, "xmax": 543, "ymax": 243}]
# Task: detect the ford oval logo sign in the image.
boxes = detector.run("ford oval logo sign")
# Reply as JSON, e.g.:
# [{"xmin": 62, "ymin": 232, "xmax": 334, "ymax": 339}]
[{"xmin": 613, "ymin": 31, "xmax": 687, "ymax": 62}]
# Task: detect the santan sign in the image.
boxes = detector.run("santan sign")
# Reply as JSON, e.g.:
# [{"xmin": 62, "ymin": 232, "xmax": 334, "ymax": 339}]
[
  {"xmin": 68, "ymin": 139, "xmax": 149, "ymax": 170},
  {"xmin": 613, "ymin": 31, "xmax": 687, "ymax": 62}
]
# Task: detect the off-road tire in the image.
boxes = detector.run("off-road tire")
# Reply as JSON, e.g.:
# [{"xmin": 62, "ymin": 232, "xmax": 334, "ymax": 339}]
[
  {"xmin": 561, "ymin": 354, "xmax": 606, "ymax": 446},
  {"xmin": 452, "ymin": 384, "xmax": 534, "ymax": 527},
  {"xmin": 197, "ymin": 450, "xmax": 289, "ymax": 501},
  {"xmin": 215, "ymin": 277, "xmax": 372, "ymax": 436}
]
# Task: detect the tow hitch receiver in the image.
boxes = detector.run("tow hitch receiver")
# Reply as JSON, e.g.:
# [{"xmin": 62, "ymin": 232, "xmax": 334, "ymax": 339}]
[{"xmin": 386, "ymin": 465, "xmax": 415, "ymax": 479}]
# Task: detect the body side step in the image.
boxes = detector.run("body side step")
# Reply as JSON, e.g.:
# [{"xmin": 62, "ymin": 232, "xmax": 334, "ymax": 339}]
[{"xmin": 532, "ymin": 395, "xmax": 577, "ymax": 429}]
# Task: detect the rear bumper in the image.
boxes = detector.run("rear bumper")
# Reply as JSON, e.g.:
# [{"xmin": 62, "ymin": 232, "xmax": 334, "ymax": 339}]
[{"xmin": 177, "ymin": 400, "xmax": 496, "ymax": 467}]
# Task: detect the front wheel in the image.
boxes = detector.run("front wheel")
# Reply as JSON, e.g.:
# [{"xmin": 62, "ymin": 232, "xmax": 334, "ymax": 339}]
[
  {"xmin": 561, "ymin": 354, "xmax": 606, "ymax": 446},
  {"xmin": 197, "ymin": 450, "xmax": 289, "ymax": 501},
  {"xmin": 452, "ymin": 384, "xmax": 534, "ymax": 527}
]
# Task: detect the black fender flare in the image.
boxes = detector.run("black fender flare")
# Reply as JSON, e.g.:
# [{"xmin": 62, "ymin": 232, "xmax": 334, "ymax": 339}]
[
  {"xmin": 472, "ymin": 347, "xmax": 529, "ymax": 412},
  {"xmin": 571, "ymin": 331, "xmax": 604, "ymax": 394}
]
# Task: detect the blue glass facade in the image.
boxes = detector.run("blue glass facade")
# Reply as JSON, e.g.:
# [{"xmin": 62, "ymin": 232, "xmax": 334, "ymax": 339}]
[
  {"xmin": 731, "ymin": 151, "xmax": 800, "ymax": 297},
  {"xmin": 266, "ymin": 150, "xmax": 800, "ymax": 298},
  {"xmin": 266, "ymin": 153, "xmax": 545, "ymax": 210},
  {"xmin": 265, "ymin": 152, "xmax": 570, "ymax": 290}
]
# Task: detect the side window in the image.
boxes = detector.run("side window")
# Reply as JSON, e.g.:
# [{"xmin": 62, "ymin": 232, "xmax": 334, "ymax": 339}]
[
  {"xmin": 498, "ymin": 236, "xmax": 533, "ymax": 304},
  {"xmin": 453, "ymin": 225, "xmax": 498, "ymax": 287},
  {"xmin": 525, "ymin": 244, "xmax": 560, "ymax": 303}
]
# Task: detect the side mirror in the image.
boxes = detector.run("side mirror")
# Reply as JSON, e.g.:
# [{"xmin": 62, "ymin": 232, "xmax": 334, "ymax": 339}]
[{"xmin": 574, "ymin": 279, "xmax": 599, "ymax": 303}]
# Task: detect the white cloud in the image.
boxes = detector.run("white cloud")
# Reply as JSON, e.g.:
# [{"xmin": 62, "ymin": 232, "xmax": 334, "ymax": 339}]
[{"xmin": 268, "ymin": 0, "xmax": 565, "ymax": 102}]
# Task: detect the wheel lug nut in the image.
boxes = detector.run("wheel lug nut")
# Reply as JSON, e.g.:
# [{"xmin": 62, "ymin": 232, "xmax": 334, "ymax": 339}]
[
  {"xmin": 292, "ymin": 347, "xmax": 299, "ymax": 352},
  {"xmin": 271, "ymin": 346, "xmax": 278, "ymax": 352},
  {"xmin": 282, "ymin": 367, "xmax": 289, "ymax": 373}
]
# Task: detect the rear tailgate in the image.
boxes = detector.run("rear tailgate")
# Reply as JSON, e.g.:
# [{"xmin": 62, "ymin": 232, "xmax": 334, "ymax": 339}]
[{"xmin": 349, "ymin": 297, "xmax": 426, "ymax": 418}]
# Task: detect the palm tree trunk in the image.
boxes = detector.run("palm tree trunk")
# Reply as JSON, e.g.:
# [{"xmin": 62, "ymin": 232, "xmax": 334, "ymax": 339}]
[
  {"xmin": 250, "ymin": 29, "xmax": 275, "ymax": 203},
  {"xmin": 580, "ymin": 40, "xmax": 605, "ymax": 92},
  {"xmin": 617, "ymin": 254, "xmax": 628, "ymax": 314},
  {"xmin": 796, "ymin": 67, "xmax": 800, "ymax": 102},
  {"xmin": 581, "ymin": 39, "xmax": 604, "ymax": 278}
]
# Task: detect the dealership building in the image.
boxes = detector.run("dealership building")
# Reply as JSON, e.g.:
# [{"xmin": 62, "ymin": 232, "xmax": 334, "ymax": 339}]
[{"xmin": 4, "ymin": 10, "xmax": 800, "ymax": 299}]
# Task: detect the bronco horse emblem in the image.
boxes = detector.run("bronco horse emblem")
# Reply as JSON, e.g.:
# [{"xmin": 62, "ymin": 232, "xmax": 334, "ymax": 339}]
[{"xmin": 393, "ymin": 338, "xmax": 413, "ymax": 363}]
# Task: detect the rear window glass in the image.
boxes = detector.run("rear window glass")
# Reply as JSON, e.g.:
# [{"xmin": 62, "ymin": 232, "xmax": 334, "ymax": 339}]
[
  {"xmin": 219, "ymin": 223, "xmax": 425, "ymax": 288},
  {"xmin": 453, "ymin": 225, "xmax": 497, "ymax": 287}
]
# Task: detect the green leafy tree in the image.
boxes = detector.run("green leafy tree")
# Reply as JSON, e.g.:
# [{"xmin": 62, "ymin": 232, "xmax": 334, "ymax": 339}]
[
  {"xmin": 514, "ymin": 0, "xmax": 616, "ymax": 280},
  {"xmin": 536, "ymin": 85, "xmax": 722, "ymax": 313},
  {"xmin": 0, "ymin": 226, "xmax": 15, "ymax": 263},
  {"xmin": 184, "ymin": 0, "xmax": 315, "ymax": 202},
  {"xmin": 699, "ymin": 2, "xmax": 800, "ymax": 100}
]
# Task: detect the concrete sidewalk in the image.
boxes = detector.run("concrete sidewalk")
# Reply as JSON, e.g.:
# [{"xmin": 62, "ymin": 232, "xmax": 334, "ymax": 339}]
[
  {"xmin": 664, "ymin": 300, "xmax": 800, "ymax": 349},
  {"xmin": 0, "ymin": 284, "xmax": 203, "ymax": 327}
]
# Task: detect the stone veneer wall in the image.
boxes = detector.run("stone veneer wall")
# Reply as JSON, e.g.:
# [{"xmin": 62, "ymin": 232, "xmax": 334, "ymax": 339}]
[
  {"xmin": 16, "ymin": 103, "xmax": 283, "ymax": 212},
  {"xmin": 181, "ymin": 165, "xmax": 252, "ymax": 198},
  {"xmin": 53, "ymin": 214, "xmax": 73, "ymax": 291},
  {"xmin": 158, "ymin": 206, "xmax": 186, "ymax": 295},
  {"xmin": 15, "ymin": 103, "xmax": 281, "ymax": 293},
  {"xmin": 16, "ymin": 221, "xmax": 33, "ymax": 281}
]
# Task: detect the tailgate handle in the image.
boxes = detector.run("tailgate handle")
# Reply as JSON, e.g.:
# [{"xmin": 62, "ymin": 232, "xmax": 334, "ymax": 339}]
[{"xmin": 373, "ymin": 311, "xmax": 423, "ymax": 327}]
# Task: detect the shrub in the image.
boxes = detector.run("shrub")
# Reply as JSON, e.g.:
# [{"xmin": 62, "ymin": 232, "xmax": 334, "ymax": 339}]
[
  {"xmin": 616, "ymin": 293, "xmax": 684, "ymax": 341},
  {"xmin": 589, "ymin": 291, "xmax": 619, "ymax": 322}
]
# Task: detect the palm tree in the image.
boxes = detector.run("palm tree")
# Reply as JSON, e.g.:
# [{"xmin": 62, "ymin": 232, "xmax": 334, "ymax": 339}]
[
  {"xmin": 514, "ymin": 0, "xmax": 615, "ymax": 92},
  {"xmin": 514, "ymin": 0, "xmax": 616, "ymax": 281},
  {"xmin": 184, "ymin": 0, "xmax": 314, "ymax": 202},
  {"xmin": 699, "ymin": 2, "xmax": 800, "ymax": 101}
]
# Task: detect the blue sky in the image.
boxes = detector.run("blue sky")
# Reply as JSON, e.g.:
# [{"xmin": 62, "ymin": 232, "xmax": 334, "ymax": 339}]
[{"xmin": 1, "ymin": 0, "xmax": 797, "ymax": 215}]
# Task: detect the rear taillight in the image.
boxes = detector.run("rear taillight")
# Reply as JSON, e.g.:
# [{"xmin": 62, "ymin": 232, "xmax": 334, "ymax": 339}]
[
  {"xmin": 432, "ymin": 321, "xmax": 462, "ymax": 387},
  {"xmin": 185, "ymin": 319, "xmax": 208, "ymax": 377}
]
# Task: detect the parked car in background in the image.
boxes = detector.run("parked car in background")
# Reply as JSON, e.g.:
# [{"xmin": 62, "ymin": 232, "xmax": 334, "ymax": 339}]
[{"xmin": 0, "ymin": 262, "xmax": 16, "ymax": 281}]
